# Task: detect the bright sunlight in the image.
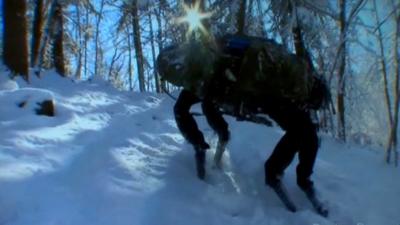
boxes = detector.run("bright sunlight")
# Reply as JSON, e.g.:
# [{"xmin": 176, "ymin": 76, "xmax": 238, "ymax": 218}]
[{"xmin": 176, "ymin": 0, "xmax": 212, "ymax": 37}]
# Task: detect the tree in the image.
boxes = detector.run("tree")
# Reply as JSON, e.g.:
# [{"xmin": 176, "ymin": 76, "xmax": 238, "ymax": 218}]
[
  {"xmin": 73, "ymin": 2, "xmax": 83, "ymax": 79},
  {"xmin": 2, "ymin": 0, "xmax": 29, "ymax": 80},
  {"xmin": 126, "ymin": 26, "xmax": 134, "ymax": 91},
  {"xmin": 288, "ymin": 1, "xmax": 312, "ymax": 66},
  {"xmin": 94, "ymin": 0, "xmax": 106, "ymax": 77},
  {"xmin": 391, "ymin": 5, "xmax": 400, "ymax": 166},
  {"xmin": 81, "ymin": 1, "xmax": 92, "ymax": 78},
  {"xmin": 131, "ymin": 0, "xmax": 145, "ymax": 92},
  {"xmin": 389, "ymin": 8, "xmax": 400, "ymax": 166},
  {"xmin": 51, "ymin": 0, "xmax": 66, "ymax": 76},
  {"xmin": 31, "ymin": 0, "xmax": 45, "ymax": 68},
  {"xmin": 337, "ymin": 0, "xmax": 347, "ymax": 141},
  {"xmin": 155, "ymin": 0, "xmax": 168, "ymax": 92},
  {"xmin": 236, "ymin": 0, "xmax": 247, "ymax": 34},
  {"xmin": 371, "ymin": 0, "xmax": 400, "ymax": 165},
  {"xmin": 148, "ymin": 12, "xmax": 161, "ymax": 93}
]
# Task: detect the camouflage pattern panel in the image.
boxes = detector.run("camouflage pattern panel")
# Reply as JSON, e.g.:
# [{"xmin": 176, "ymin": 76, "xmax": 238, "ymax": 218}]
[
  {"xmin": 235, "ymin": 37, "xmax": 314, "ymax": 106},
  {"xmin": 183, "ymin": 41, "xmax": 219, "ymax": 98},
  {"xmin": 277, "ymin": 54, "xmax": 314, "ymax": 103},
  {"xmin": 156, "ymin": 41, "xmax": 219, "ymax": 99},
  {"xmin": 156, "ymin": 44, "xmax": 186, "ymax": 87}
]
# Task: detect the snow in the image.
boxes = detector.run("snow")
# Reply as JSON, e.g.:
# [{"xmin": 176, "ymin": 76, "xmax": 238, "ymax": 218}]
[{"xmin": 0, "ymin": 69, "xmax": 399, "ymax": 225}]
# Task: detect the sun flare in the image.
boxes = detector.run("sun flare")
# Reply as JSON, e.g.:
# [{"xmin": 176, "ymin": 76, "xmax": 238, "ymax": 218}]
[{"xmin": 176, "ymin": 1, "xmax": 212, "ymax": 37}]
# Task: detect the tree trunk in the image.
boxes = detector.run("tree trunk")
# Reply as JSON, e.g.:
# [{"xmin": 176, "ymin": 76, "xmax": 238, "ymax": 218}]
[
  {"xmin": 131, "ymin": 0, "xmax": 146, "ymax": 92},
  {"xmin": 94, "ymin": 0, "xmax": 105, "ymax": 77},
  {"xmin": 3, "ymin": 0, "xmax": 29, "ymax": 80},
  {"xmin": 337, "ymin": 0, "xmax": 347, "ymax": 141},
  {"xmin": 236, "ymin": 0, "xmax": 247, "ymax": 35},
  {"xmin": 74, "ymin": 3, "xmax": 83, "ymax": 79},
  {"xmin": 372, "ymin": 0, "xmax": 395, "ymax": 163},
  {"xmin": 255, "ymin": 0, "xmax": 267, "ymax": 37},
  {"xmin": 36, "ymin": 0, "xmax": 56, "ymax": 77},
  {"xmin": 289, "ymin": 2, "xmax": 312, "ymax": 67},
  {"xmin": 84, "ymin": 6, "xmax": 90, "ymax": 77},
  {"xmin": 155, "ymin": 6, "xmax": 167, "ymax": 92},
  {"xmin": 386, "ymin": 8, "xmax": 400, "ymax": 166},
  {"xmin": 52, "ymin": 1, "xmax": 66, "ymax": 76},
  {"xmin": 127, "ymin": 26, "xmax": 134, "ymax": 91},
  {"xmin": 148, "ymin": 13, "xmax": 161, "ymax": 93},
  {"xmin": 393, "ymin": 12, "xmax": 400, "ymax": 167},
  {"xmin": 373, "ymin": 0, "xmax": 395, "ymax": 163},
  {"xmin": 108, "ymin": 39, "xmax": 123, "ymax": 82},
  {"xmin": 31, "ymin": 0, "xmax": 45, "ymax": 68}
]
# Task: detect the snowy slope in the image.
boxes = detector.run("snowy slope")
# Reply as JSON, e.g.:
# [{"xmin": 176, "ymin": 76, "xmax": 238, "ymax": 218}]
[{"xmin": 0, "ymin": 71, "xmax": 399, "ymax": 225}]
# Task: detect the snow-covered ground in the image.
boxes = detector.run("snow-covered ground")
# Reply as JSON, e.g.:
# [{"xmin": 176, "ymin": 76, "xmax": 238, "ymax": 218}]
[{"xmin": 0, "ymin": 70, "xmax": 399, "ymax": 225}]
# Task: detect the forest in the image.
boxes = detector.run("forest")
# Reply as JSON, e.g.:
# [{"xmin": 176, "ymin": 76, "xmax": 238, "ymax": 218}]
[{"xmin": 1, "ymin": 0, "xmax": 400, "ymax": 165}]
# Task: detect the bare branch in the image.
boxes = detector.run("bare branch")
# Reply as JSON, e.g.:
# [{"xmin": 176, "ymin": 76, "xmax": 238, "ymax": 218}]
[
  {"xmin": 347, "ymin": 0, "xmax": 367, "ymax": 26},
  {"xmin": 372, "ymin": 2, "xmax": 400, "ymax": 33},
  {"xmin": 303, "ymin": 0, "xmax": 339, "ymax": 21}
]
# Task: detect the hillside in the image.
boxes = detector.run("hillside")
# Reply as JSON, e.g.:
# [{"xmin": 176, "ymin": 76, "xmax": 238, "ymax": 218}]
[{"xmin": 0, "ymin": 72, "xmax": 399, "ymax": 225}]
